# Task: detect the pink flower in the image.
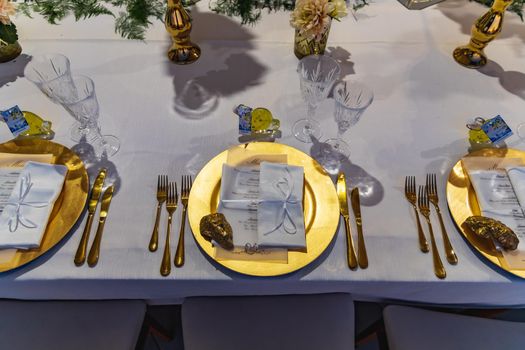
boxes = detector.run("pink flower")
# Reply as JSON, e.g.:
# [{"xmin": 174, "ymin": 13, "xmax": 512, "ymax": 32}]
[{"xmin": 0, "ymin": 0, "xmax": 16, "ymax": 25}]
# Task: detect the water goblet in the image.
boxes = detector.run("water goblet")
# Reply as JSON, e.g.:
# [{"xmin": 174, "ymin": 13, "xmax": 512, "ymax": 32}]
[
  {"xmin": 325, "ymin": 80, "xmax": 374, "ymax": 157},
  {"xmin": 63, "ymin": 75, "xmax": 120, "ymax": 158},
  {"xmin": 293, "ymin": 55, "xmax": 341, "ymax": 143},
  {"xmin": 24, "ymin": 54, "xmax": 76, "ymax": 104}
]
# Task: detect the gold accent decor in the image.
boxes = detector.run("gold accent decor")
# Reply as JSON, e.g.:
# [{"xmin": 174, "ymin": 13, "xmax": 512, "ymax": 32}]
[
  {"xmin": 447, "ymin": 148, "xmax": 525, "ymax": 278},
  {"xmin": 0, "ymin": 41, "xmax": 22, "ymax": 63},
  {"xmin": 0, "ymin": 139, "xmax": 89, "ymax": 272},
  {"xmin": 294, "ymin": 21, "xmax": 331, "ymax": 59},
  {"xmin": 337, "ymin": 172, "xmax": 358, "ymax": 270},
  {"xmin": 187, "ymin": 142, "xmax": 340, "ymax": 277},
  {"xmin": 453, "ymin": 0, "xmax": 513, "ymax": 69},
  {"xmin": 165, "ymin": 0, "xmax": 201, "ymax": 65}
]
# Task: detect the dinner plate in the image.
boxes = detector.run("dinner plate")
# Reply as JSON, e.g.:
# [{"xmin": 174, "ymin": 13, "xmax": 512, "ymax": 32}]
[
  {"xmin": 187, "ymin": 142, "xmax": 340, "ymax": 276},
  {"xmin": 0, "ymin": 139, "xmax": 89, "ymax": 272},
  {"xmin": 447, "ymin": 147, "xmax": 525, "ymax": 278}
]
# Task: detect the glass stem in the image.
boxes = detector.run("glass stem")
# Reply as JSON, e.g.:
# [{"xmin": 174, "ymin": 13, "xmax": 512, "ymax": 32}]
[{"xmin": 307, "ymin": 104, "xmax": 316, "ymax": 120}]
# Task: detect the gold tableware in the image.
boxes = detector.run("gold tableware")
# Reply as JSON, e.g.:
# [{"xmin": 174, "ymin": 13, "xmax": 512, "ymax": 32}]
[
  {"xmin": 404, "ymin": 176, "xmax": 429, "ymax": 253},
  {"xmin": 87, "ymin": 186, "xmax": 114, "ymax": 267},
  {"xmin": 161, "ymin": 182, "xmax": 178, "ymax": 277},
  {"xmin": 337, "ymin": 173, "xmax": 358, "ymax": 270},
  {"xmin": 447, "ymin": 148, "xmax": 525, "ymax": 279},
  {"xmin": 149, "ymin": 175, "xmax": 168, "ymax": 252},
  {"xmin": 165, "ymin": 0, "xmax": 201, "ymax": 64},
  {"xmin": 453, "ymin": 0, "xmax": 513, "ymax": 68},
  {"xmin": 0, "ymin": 139, "xmax": 88, "ymax": 272},
  {"xmin": 175, "ymin": 175, "xmax": 192, "ymax": 268},
  {"xmin": 351, "ymin": 187, "xmax": 368, "ymax": 269},
  {"xmin": 418, "ymin": 186, "xmax": 446, "ymax": 279},
  {"xmin": 187, "ymin": 142, "xmax": 339, "ymax": 277},
  {"xmin": 74, "ymin": 168, "xmax": 107, "ymax": 266},
  {"xmin": 427, "ymin": 173, "xmax": 458, "ymax": 265}
]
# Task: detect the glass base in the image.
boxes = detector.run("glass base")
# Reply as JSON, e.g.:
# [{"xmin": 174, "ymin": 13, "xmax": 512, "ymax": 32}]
[
  {"xmin": 95, "ymin": 135, "xmax": 120, "ymax": 158},
  {"xmin": 325, "ymin": 138, "xmax": 351, "ymax": 158},
  {"xmin": 293, "ymin": 119, "xmax": 322, "ymax": 143},
  {"xmin": 518, "ymin": 123, "xmax": 525, "ymax": 139}
]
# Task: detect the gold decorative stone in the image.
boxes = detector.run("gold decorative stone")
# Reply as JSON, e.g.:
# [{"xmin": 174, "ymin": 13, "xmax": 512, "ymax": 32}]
[
  {"xmin": 464, "ymin": 216, "xmax": 519, "ymax": 251},
  {"xmin": 200, "ymin": 213, "xmax": 234, "ymax": 251}
]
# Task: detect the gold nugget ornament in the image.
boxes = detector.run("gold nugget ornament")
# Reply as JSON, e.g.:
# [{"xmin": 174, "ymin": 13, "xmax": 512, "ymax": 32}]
[
  {"xmin": 464, "ymin": 216, "xmax": 519, "ymax": 251},
  {"xmin": 200, "ymin": 213, "xmax": 234, "ymax": 251}
]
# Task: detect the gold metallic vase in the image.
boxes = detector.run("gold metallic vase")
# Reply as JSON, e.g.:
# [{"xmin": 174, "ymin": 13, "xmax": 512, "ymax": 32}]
[
  {"xmin": 165, "ymin": 0, "xmax": 201, "ymax": 64},
  {"xmin": 0, "ymin": 41, "xmax": 22, "ymax": 63},
  {"xmin": 453, "ymin": 0, "xmax": 512, "ymax": 69},
  {"xmin": 294, "ymin": 21, "xmax": 331, "ymax": 59}
]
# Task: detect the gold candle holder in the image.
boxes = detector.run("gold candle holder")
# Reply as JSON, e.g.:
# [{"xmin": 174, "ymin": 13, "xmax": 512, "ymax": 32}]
[
  {"xmin": 165, "ymin": 0, "xmax": 201, "ymax": 65},
  {"xmin": 453, "ymin": 0, "xmax": 512, "ymax": 69}
]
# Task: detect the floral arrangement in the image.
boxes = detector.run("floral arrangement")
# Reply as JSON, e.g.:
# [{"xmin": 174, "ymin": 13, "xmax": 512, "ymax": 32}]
[
  {"xmin": 0, "ymin": 0, "xmax": 17, "ymax": 47},
  {"xmin": 290, "ymin": 0, "xmax": 347, "ymax": 41}
]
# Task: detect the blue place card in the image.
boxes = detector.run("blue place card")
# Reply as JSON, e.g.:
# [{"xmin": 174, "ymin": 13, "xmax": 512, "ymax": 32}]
[
  {"xmin": 1, "ymin": 106, "xmax": 30, "ymax": 137},
  {"xmin": 481, "ymin": 115, "xmax": 513, "ymax": 144}
]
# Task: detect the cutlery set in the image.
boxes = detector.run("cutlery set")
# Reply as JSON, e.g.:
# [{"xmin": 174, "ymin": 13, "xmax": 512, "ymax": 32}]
[
  {"xmin": 149, "ymin": 175, "xmax": 192, "ymax": 276},
  {"xmin": 74, "ymin": 168, "xmax": 115, "ymax": 267},
  {"xmin": 337, "ymin": 172, "xmax": 368, "ymax": 270},
  {"xmin": 405, "ymin": 174, "xmax": 457, "ymax": 279}
]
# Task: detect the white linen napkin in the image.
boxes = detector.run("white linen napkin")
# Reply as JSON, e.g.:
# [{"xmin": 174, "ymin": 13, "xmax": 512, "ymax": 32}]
[
  {"xmin": 506, "ymin": 166, "xmax": 525, "ymax": 212},
  {"xmin": 463, "ymin": 157, "xmax": 525, "ymax": 268},
  {"xmin": 0, "ymin": 161, "xmax": 67, "ymax": 249},
  {"xmin": 257, "ymin": 162, "xmax": 306, "ymax": 249}
]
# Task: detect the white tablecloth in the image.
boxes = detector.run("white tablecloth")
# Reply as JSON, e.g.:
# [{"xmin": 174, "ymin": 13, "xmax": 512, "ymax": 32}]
[{"xmin": 1, "ymin": 0, "xmax": 525, "ymax": 306}]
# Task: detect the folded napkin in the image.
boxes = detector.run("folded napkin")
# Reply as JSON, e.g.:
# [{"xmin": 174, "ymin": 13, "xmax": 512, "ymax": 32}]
[
  {"xmin": 506, "ymin": 166, "xmax": 525, "ymax": 212},
  {"xmin": 463, "ymin": 157, "xmax": 525, "ymax": 268},
  {"xmin": 0, "ymin": 161, "xmax": 67, "ymax": 249},
  {"xmin": 0, "ymin": 153, "xmax": 53, "ymax": 168},
  {"xmin": 257, "ymin": 162, "xmax": 305, "ymax": 249}
]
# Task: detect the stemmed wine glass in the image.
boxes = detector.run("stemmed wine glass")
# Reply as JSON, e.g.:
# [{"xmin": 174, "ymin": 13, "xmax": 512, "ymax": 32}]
[
  {"xmin": 294, "ymin": 55, "xmax": 341, "ymax": 143},
  {"xmin": 325, "ymin": 79, "xmax": 374, "ymax": 157},
  {"xmin": 62, "ymin": 75, "xmax": 120, "ymax": 158},
  {"xmin": 24, "ymin": 53, "xmax": 76, "ymax": 104}
]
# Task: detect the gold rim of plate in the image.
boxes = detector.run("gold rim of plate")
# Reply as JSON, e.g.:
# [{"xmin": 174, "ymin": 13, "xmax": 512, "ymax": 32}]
[
  {"xmin": 187, "ymin": 142, "xmax": 340, "ymax": 277},
  {"xmin": 447, "ymin": 147, "xmax": 525, "ymax": 278},
  {"xmin": 0, "ymin": 139, "xmax": 89, "ymax": 272}
]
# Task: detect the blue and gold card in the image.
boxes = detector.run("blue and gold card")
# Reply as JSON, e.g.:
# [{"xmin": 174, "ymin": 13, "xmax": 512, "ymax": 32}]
[{"xmin": 1, "ymin": 106, "xmax": 30, "ymax": 137}]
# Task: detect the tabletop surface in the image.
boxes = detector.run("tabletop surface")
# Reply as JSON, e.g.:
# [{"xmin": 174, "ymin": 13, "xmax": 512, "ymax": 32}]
[{"xmin": 1, "ymin": 0, "xmax": 525, "ymax": 305}]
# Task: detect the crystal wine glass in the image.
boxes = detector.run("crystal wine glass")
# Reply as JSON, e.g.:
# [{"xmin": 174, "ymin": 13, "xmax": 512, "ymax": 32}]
[
  {"xmin": 63, "ymin": 75, "xmax": 120, "ymax": 158},
  {"xmin": 24, "ymin": 54, "xmax": 76, "ymax": 104},
  {"xmin": 294, "ymin": 55, "xmax": 341, "ymax": 143},
  {"xmin": 326, "ymin": 79, "xmax": 374, "ymax": 157}
]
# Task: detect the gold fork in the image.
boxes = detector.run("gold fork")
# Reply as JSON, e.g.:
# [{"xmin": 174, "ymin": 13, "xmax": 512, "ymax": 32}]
[
  {"xmin": 149, "ymin": 175, "xmax": 167, "ymax": 252},
  {"xmin": 418, "ymin": 186, "xmax": 446, "ymax": 279},
  {"xmin": 175, "ymin": 175, "xmax": 192, "ymax": 267},
  {"xmin": 426, "ymin": 173, "xmax": 458, "ymax": 265},
  {"xmin": 161, "ymin": 182, "xmax": 178, "ymax": 277},
  {"xmin": 404, "ymin": 176, "xmax": 429, "ymax": 253}
]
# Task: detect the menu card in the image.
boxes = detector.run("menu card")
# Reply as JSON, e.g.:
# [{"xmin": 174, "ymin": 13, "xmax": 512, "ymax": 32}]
[{"xmin": 463, "ymin": 157, "xmax": 525, "ymax": 269}]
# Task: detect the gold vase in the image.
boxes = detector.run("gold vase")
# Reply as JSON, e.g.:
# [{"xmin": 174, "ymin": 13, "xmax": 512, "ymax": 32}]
[
  {"xmin": 165, "ymin": 0, "xmax": 201, "ymax": 65},
  {"xmin": 453, "ymin": 0, "xmax": 512, "ymax": 69},
  {"xmin": 294, "ymin": 22, "xmax": 331, "ymax": 59},
  {"xmin": 0, "ymin": 41, "xmax": 22, "ymax": 63}
]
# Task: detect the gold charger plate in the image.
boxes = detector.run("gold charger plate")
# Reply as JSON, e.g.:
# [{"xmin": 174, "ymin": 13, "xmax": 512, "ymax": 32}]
[
  {"xmin": 187, "ymin": 142, "xmax": 340, "ymax": 276},
  {"xmin": 447, "ymin": 147, "xmax": 525, "ymax": 278},
  {"xmin": 0, "ymin": 139, "xmax": 89, "ymax": 272}
]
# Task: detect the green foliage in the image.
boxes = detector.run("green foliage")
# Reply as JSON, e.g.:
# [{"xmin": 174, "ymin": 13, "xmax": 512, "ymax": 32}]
[
  {"xmin": 0, "ymin": 23, "xmax": 18, "ymax": 45},
  {"xmin": 17, "ymin": 0, "xmax": 372, "ymax": 39},
  {"xmin": 472, "ymin": 0, "xmax": 525, "ymax": 21}
]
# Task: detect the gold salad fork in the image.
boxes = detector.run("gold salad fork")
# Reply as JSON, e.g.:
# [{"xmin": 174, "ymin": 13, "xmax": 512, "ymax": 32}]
[
  {"xmin": 149, "ymin": 175, "xmax": 167, "ymax": 252},
  {"xmin": 175, "ymin": 175, "xmax": 192, "ymax": 267},
  {"xmin": 426, "ymin": 173, "xmax": 458, "ymax": 265},
  {"xmin": 418, "ymin": 186, "xmax": 446, "ymax": 279},
  {"xmin": 404, "ymin": 176, "xmax": 429, "ymax": 253},
  {"xmin": 161, "ymin": 182, "xmax": 178, "ymax": 277}
]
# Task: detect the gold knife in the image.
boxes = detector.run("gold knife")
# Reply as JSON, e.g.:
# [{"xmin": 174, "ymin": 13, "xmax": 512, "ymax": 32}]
[
  {"xmin": 351, "ymin": 187, "xmax": 368, "ymax": 269},
  {"xmin": 337, "ymin": 172, "xmax": 358, "ymax": 270},
  {"xmin": 87, "ymin": 185, "xmax": 114, "ymax": 267},
  {"xmin": 74, "ymin": 168, "xmax": 107, "ymax": 266}
]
